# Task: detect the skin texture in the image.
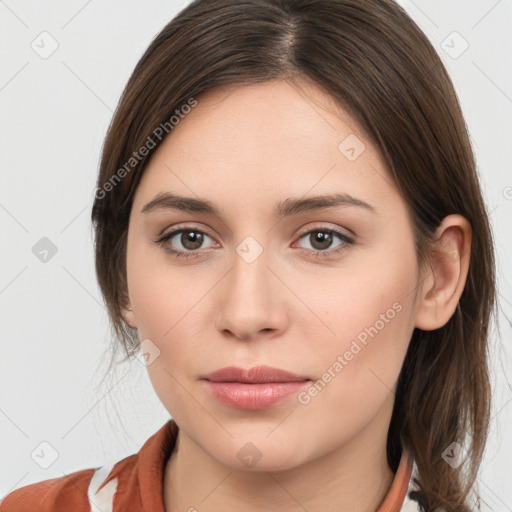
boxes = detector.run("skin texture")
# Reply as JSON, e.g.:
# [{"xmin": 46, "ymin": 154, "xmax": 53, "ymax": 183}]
[{"xmin": 123, "ymin": 79, "xmax": 471, "ymax": 512}]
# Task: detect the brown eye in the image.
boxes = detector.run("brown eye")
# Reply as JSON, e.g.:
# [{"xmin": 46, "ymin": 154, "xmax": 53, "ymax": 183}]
[
  {"xmin": 296, "ymin": 228, "xmax": 354, "ymax": 258},
  {"xmin": 309, "ymin": 231, "xmax": 335, "ymax": 251},
  {"xmin": 180, "ymin": 230, "xmax": 204, "ymax": 250},
  {"xmin": 156, "ymin": 227, "xmax": 216, "ymax": 258}
]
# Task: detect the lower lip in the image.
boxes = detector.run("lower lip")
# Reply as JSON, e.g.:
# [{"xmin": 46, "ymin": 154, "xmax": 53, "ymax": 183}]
[{"xmin": 203, "ymin": 380, "xmax": 309, "ymax": 410}]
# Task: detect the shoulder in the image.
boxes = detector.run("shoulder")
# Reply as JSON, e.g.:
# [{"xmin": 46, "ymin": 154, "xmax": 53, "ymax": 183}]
[
  {"xmin": 0, "ymin": 466, "xmax": 96, "ymax": 512},
  {"xmin": 400, "ymin": 459, "xmax": 430, "ymax": 511},
  {"xmin": 400, "ymin": 459, "xmax": 453, "ymax": 512},
  {"xmin": 0, "ymin": 456, "xmax": 139, "ymax": 512},
  {"xmin": 0, "ymin": 419, "xmax": 178, "ymax": 512},
  {"xmin": 390, "ymin": 448, "xmax": 435, "ymax": 512}
]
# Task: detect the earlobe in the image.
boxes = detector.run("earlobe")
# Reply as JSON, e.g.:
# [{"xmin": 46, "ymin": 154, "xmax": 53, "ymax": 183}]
[
  {"xmin": 121, "ymin": 300, "xmax": 137, "ymax": 329},
  {"xmin": 414, "ymin": 214, "xmax": 471, "ymax": 331}
]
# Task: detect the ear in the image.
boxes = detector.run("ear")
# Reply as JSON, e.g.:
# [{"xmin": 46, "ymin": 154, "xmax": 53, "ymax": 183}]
[
  {"xmin": 120, "ymin": 296, "xmax": 137, "ymax": 329},
  {"xmin": 414, "ymin": 214, "xmax": 471, "ymax": 330}
]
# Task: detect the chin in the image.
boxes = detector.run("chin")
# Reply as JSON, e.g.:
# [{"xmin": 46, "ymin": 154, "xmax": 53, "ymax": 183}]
[{"xmin": 206, "ymin": 431, "xmax": 309, "ymax": 473}]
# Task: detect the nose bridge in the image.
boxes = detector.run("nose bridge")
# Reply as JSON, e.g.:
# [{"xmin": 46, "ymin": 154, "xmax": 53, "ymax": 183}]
[
  {"xmin": 215, "ymin": 234, "xmax": 288, "ymax": 338},
  {"xmin": 230, "ymin": 235, "xmax": 275, "ymax": 308}
]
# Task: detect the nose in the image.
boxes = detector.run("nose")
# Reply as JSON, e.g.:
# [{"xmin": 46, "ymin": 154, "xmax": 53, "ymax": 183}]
[{"xmin": 214, "ymin": 244, "xmax": 290, "ymax": 341}]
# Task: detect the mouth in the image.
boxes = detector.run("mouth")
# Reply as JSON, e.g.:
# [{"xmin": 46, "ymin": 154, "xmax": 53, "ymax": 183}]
[{"xmin": 201, "ymin": 365, "xmax": 311, "ymax": 410}]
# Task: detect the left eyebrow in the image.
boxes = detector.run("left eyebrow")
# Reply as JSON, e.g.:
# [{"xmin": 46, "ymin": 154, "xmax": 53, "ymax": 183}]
[
  {"xmin": 276, "ymin": 193, "xmax": 376, "ymax": 216},
  {"xmin": 140, "ymin": 191, "xmax": 376, "ymax": 218}
]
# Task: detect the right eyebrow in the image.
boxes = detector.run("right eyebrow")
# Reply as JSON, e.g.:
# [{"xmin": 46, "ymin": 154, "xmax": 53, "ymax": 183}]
[{"xmin": 141, "ymin": 192, "xmax": 219, "ymax": 215}]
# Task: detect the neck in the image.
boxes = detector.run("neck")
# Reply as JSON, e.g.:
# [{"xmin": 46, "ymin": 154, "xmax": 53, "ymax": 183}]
[{"xmin": 163, "ymin": 416, "xmax": 396, "ymax": 512}]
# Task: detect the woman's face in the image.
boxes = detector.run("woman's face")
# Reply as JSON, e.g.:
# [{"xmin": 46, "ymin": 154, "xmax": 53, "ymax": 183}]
[{"xmin": 125, "ymin": 79, "xmax": 423, "ymax": 471}]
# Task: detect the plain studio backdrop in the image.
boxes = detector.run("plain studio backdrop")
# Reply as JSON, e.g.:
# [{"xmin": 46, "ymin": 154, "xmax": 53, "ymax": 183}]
[{"xmin": 0, "ymin": 0, "xmax": 511, "ymax": 509}]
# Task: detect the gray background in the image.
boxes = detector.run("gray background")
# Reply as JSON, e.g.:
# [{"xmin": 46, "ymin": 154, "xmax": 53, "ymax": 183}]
[{"xmin": 1, "ymin": 0, "xmax": 511, "ymax": 509}]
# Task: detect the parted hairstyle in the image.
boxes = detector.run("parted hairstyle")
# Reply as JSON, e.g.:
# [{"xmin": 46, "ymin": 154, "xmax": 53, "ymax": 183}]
[{"xmin": 90, "ymin": 1, "xmax": 497, "ymax": 510}]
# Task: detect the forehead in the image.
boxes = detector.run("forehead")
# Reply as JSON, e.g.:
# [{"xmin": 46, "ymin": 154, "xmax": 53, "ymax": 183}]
[
  {"xmin": 166, "ymin": 79, "xmax": 367, "ymax": 158},
  {"xmin": 132, "ymin": 79, "xmax": 398, "ymax": 215}
]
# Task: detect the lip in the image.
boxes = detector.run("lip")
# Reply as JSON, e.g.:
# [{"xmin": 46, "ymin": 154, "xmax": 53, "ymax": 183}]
[
  {"xmin": 202, "ymin": 365, "xmax": 309, "ymax": 383},
  {"xmin": 201, "ymin": 365, "xmax": 311, "ymax": 410}
]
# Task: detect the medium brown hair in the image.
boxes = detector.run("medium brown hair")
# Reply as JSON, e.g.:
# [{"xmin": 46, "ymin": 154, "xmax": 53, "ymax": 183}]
[{"xmin": 91, "ymin": 1, "xmax": 497, "ymax": 510}]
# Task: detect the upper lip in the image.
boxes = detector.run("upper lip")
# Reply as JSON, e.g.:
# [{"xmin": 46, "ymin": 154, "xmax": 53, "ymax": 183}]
[{"xmin": 202, "ymin": 365, "xmax": 310, "ymax": 383}]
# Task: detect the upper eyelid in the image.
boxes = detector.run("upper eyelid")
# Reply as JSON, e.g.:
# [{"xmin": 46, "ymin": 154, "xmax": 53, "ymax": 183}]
[
  {"xmin": 295, "ymin": 223, "xmax": 353, "ymax": 239},
  {"xmin": 159, "ymin": 225, "xmax": 217, "ymax": 242}
]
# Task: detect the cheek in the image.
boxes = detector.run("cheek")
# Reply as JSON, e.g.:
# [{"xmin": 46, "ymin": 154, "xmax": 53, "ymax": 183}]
[
  {"xmin": 291, "ymin": 283, "xmax": 416, "ymax": 450},
  {"xmin": 125, "ymin": 225, "xmax": 208, "ymax": 418},
  {"xmin": 129, "ymin": 275, "xmax": 211, "ymax": 365},
  {"xmin": 128, "ymin": 262, "xmax": 211, "ymax": 418},
  {"xmin": 126, "ymin": 232, "xmax": 205, "ymax": 338},
  {"xmin": 126, "ymin": 241, "xmax": 218, "ymax": 390},
  {"xmin": 298, "ymin": 245, "xmax": 418, "ymax": 408}
]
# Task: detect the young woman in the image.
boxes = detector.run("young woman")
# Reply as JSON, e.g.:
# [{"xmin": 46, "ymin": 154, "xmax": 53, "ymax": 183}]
[{"xmin": 1, "ymin": 0, "xmax": 497, "ymax": 511}]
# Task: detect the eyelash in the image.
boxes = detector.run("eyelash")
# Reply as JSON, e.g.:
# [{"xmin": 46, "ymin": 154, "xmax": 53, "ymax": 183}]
[{"xmin": 155, "ymin": 226, "xmax": 355, "ymax": 260}]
